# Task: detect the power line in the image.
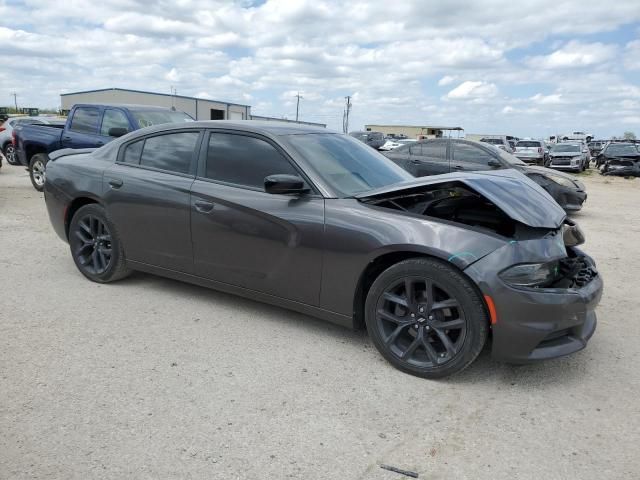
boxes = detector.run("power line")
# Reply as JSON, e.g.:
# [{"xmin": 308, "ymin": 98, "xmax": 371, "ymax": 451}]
[{"xmin": 295, "ymin": 92, "xmax": 303, "ymax": 122}]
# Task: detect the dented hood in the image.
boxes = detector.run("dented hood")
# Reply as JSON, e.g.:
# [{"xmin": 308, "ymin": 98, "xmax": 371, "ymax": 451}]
[{"xmin": 356, "ymin": 169, "xmax": 566, "ymax": 229}]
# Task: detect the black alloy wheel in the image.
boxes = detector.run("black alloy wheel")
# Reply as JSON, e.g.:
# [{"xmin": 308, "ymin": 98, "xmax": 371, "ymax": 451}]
[
  {"xmin": 376, "ymin": 276, "xmax": 466, "ymax": 368},
  {"xmin": 69, "ymin": 204, "xmax": 131, "ymax": 283},
  {"xmin": 73, "ymin": 214, "xmax": 113, "ymax": 275},
  {"xmin": 365, "ymin": 258, "xmax": 488, "ymax": 379}
]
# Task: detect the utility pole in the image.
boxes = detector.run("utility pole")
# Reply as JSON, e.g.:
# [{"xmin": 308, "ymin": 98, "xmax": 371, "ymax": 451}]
[
  {"xmin": 295, "ymin": 92, "xmax": 303, "ymax": 122},
  {"xmin": 170, "ymin": 86, "xmax": 176, "ymax": 110},
  {"xmin": 12, "ymin": 92, "xmax": 18, "ymax": 112},
  {"xmin": 343, "ymin": 95, "xmax": 352, "ymax": 133}
]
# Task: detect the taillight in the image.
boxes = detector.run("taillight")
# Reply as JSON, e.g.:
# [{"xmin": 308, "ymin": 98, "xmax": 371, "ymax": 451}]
[
  {"xmin": 0, "ymin": 127, "xmax": 5, "ymax": 133},
  {"xmin": 11, "ymin": 130, "xmax": 16, "ymax": 146}
]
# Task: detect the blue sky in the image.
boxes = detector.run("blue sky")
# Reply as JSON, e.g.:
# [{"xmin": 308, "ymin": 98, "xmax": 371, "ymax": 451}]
[{"xmin": 1, "ymin": 0, "xmax": 639, "ymax": 138}]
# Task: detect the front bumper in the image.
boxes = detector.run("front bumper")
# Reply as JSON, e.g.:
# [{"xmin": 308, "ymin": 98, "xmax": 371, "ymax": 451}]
[{"xmin": 465, "ymin": 243, "xmax": 603, "ymax": 363}]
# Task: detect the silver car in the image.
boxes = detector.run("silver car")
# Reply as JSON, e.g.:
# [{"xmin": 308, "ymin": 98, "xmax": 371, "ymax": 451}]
[
  {"xmin": 480, "ymin": 136, "xmax": 514, "ymax": 153},
  {"xmin": 514, "ymin": 140, "xmax": 548, "ymax": 166},
  {"xmin": 548, "ymin": 142, "xmax": 590, "ymax": 172},
  {"xmin": 0, "ymin": 116, "xmax": 66, "ymax": 165}
]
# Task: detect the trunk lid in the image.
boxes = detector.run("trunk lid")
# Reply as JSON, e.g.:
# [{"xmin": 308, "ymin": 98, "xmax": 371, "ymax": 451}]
[{"xmin": 356, "ymin": 169, "xmax": 566, "ymax": 229}]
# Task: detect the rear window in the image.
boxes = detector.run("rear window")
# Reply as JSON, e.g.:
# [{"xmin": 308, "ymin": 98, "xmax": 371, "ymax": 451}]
[
  {"xmin": 516, "ymin": 141, "xmax": 541, "ymax": 147},
  {"xmin": 481, "ymin": 138, "xmax": 503, "ymax": 145},
  {"xmin": 131, "ymin": 110, "xmax": 194, "ymax": 129}
]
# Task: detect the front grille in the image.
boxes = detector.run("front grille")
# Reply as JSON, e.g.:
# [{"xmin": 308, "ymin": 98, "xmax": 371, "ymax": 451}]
[{"xmin": 551, "ymin": 156, "xmax": 573, "ymax": 165}]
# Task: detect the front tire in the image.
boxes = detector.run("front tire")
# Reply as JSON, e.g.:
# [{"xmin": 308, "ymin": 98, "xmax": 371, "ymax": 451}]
[
  {"xmin": 69, "ymin": 204, "xmax": 131, "ymax": 283},
  {"xmin": 365, "ymin": 258, "xmax": 488, "ymax": 379},
  {"xmin": 29, "ymin": 153, "xmax": 48, "ymax": 191}
]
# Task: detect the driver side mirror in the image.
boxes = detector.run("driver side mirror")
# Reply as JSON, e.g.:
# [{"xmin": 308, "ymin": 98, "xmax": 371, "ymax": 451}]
[
  {"xmin": 108, "ymin": 127, "xmax": 129, "ymax": 138},
  {"xmin": 264, "ymin": 174, "xmax": 309, "ymax": 195},
  {"xmin": 488, "ymin": 160, "xmax": 502, "ymax": 168}
]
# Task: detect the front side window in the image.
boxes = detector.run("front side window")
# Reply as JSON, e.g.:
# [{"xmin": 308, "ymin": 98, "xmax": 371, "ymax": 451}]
[
  {"xmin": 101, "ymin": 109, "xmax": 130, "ymax": 136},
  {"xmin": 139, "ymin": 132, "xmax": 199, "ymax": 174},
  {"xmin": 69, "ymin": 107, "xmax": 100, "ymax": 134},
  {"xmin": 205, "ymin": 133, "xmax": 298, "ymax": 188},
  {"xmin": 453, "ymin": 143, "xmax": 497, "ymax": 167}
]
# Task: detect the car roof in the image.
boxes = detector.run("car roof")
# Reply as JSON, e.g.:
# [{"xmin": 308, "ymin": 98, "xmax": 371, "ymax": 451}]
[
  {"xmin": 72, "ymin": 103, "xmax": 188, "ymax": 112},
  {"xmin": 128, "ymin": 120, "xmax": 332, "ymax": 137}
]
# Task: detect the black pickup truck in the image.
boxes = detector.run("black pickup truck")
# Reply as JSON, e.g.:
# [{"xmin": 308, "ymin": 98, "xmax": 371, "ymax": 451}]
[{"xmin": 14, "ymin": 103, "xmax": 193, "ymax": 190}]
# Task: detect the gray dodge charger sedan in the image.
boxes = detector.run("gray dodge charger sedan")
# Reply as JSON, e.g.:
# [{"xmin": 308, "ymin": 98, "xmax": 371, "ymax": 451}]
[{"xmin": 43, "ymin": 121, "xmax": 603, "ymax": 379}]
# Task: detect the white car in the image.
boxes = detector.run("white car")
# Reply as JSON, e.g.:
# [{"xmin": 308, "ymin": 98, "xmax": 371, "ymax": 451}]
[
  {"xmin": 561, "ymin": 131, "xmax": 593, "ymax": 143},
  {"xmin": 379, "ymin": 138, "xmax": 417, "ymax": 151}
]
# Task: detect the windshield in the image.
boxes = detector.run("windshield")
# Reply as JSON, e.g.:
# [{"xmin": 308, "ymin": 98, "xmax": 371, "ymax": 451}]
[
  {"xmin": 132, "ymin": 110, "xmax": 194, "ymax": 128},
  {"xmin": 606, "ymin": 144, "xmax": 640, "ymax": 156},
  {"xmin": 516, "ymin": 141, "xmax": 541, "ymax": 148},
  {"xmin": 285, "ymin": 133, "xmax": 411, "ymax": 197},
  {"xmin": 551, "ymin": 144, "xmax": 580, "ymax": 153}
]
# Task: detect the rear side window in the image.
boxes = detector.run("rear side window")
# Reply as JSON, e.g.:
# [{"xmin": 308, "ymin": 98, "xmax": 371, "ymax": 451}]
[
  {"xmin": 122, "ymin": 140, "xmax": 143, "ymax": 164},
  {"xmin": 453, "ymin": 143, "xmax": 497, "ymax": 166},
  {"xmin": 69, "ymin": 107, "xmax": 100, "ymax": 134},
  {"xmin": 101, "ymin": 109, "xmax": 130, "ymax": 136},
  {"xmin": 139, "ymin": 132, "xmax": 199, "ymax": 174},
  {"xmin": 421, "ymin": 141, "xmax": 447, "ymax": 160},
  {"xmin": 205, "ymin": 133, "xmax": 298, "ymax": 189}
]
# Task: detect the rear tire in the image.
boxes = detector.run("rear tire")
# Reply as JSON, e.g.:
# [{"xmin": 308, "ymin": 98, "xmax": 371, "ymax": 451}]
[
  {"xmin": 365, "ymin": 258, "xmax": 488, "ymax": 379},
  {"xmin": 69, "ymin": 204, "xmax": 131, "ymax": 283},
  {"xmin": 29, "ymin": 153, "xmax": 48, "ymax": 191},
  {"xmin": 3, "ymin": 143, "xmax": 19, "ymax": 165}
]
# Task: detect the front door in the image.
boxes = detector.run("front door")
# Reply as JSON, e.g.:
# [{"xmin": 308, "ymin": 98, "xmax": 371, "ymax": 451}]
[
  {"xmin": 190, "ymin": 131, "xmax": 324, "ymax": 306},
  {"xmin": 103, "ymin": 130, "xmax": 201, "ymax": 272}
]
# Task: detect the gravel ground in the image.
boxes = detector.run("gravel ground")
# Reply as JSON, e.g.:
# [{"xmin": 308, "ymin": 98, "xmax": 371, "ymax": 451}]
[{"xmin": 1, "ymin": 163, "xmax": 639, "ymax": 480}]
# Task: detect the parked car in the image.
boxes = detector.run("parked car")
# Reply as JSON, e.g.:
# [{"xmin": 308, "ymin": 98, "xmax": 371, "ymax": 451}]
[
  {"xmin": 514, "ymin": 140, "xmax": 548, "ymax": 166},
  {"xmin": 379, "ymin": 138, "xmax": 417, "ymax": 151},
  {"xmin": 480, "ymin": 136, "xmax": 514, "ymax": 153},
  {"xmin": 14, "ymin": 103, "xmax": 193, "ymax": 191},
  {"xmin": 43, "ymin": 121, "xmax": 601, "ymax": 379},
  {"xmin": 349, "ymin": 131, "xmax": 385, "ymax": 150},
  {"xmin": 1, "ymin": 116, "xmax": 66, "ymax": 165},
  {"xmin": 383, "ymin": 138, "xmax": 588, "ymax": 212},
  {"xmin": 587, "ymin": 141, "xmax": 605, "ymax": 157},
  {"xmin": 548, "ymin": 142, "xmax": 590, "ymax": 172},
  {"xmin": 596, "ymin": 142, "xmax": 640, "ymax": 176},
  {"xmin": 561, "ymin": 131, "xmax": 593, "ymax": 143}
]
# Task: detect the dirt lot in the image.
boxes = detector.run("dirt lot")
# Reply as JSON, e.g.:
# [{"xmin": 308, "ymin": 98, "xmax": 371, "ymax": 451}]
[{"xmin": 1, "ymin": 163, "xmax": 639, "ymax": 479}]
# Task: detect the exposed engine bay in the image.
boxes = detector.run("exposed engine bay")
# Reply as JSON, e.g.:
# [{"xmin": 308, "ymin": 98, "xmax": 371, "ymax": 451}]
[{"xmin": 361, "ymin": 182, "xmax": 523, "ymax": 238}]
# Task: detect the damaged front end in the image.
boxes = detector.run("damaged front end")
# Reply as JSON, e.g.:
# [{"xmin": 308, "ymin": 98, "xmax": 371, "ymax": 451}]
[
  {"xmin": 601, "ymin": 158, "xmax": 640, "ymax": 177},
  {"xmin": 358, "ymin": 170, "xmax": 602, "ymax": 363}
]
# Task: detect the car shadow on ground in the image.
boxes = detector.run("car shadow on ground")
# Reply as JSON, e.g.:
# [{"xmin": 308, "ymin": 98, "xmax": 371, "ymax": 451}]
[{"xmin": 113, "ymin": 271, "xmax": 593, "ymax": 387}]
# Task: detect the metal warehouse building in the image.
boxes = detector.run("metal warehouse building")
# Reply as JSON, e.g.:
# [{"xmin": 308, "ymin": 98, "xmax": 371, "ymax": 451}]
[
  {"xmin": 60, "ymin": 88, "xmax": 326, "ymax": 127},
  {"xmin": 61, "ymin": 88, "xmax": 251, "ymax": 121}
]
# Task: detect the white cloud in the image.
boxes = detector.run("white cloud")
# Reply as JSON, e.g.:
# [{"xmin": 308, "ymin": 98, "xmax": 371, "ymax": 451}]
[
  {"xmin": 530, "ymin": 93, "xmax": 564, "ymax": 105},
  {"xmin": 526, "ymin": 41, "xmax": 617, "ymax": 69},
  {"xmin": 446, "ymin": 81, "xmax": 498, "ymax": 100},
  {"xmin": 438, "ymin": 75, "xmax": 456, "ymax": 86}
]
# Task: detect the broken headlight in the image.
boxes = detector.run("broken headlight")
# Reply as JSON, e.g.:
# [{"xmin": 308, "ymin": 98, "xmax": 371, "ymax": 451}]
[
  {"xmin": 562, "ymin": 220, "xmax": 585, "ymax": 246},
  {"xmin": 499, "ymin": 261, "xmax": 559, "ymax": 287}
]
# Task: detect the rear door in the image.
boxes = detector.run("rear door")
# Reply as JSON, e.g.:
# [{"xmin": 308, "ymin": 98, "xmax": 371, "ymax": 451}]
[
  {"xmin": 61, "ymin": 106, "xmax": 105, "ymax": 148},
  {"xmin": 190, "ymin": 130, "xmax": 324, "ymax": 305},
  {"xmin": 103, "ymin": 130, "xmax": 202, "ymax": 272},
  {"xmin": 406, "ymin": 140, "xmax": 450, "ymax": 177},
  {"xmin": 451, "ymin": 141, "xmax": 499, "ymax": 172}
]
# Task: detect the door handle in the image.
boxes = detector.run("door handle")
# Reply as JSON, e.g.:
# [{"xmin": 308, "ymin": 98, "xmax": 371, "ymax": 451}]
[
  {"xmin": 63, "ymin": 136, "xmax": 72, "ymax": 141},
  {"xmin": 410, "ymin": 159, "xmax": 421, "ymax": 164},
  {"xmin": 96, "ymin": 141, "xmax": 104, "ymax": 146},
  {"xmin": 453, "ymin": 165, "xmax": 464, "ymax": 170},
  {"xmin": 108, "ymin": 178, "xmax": 123, "ymax": 188},
  {"xmin": 194, "ymin": 200, "xmax": 214, "ymax": 213}
]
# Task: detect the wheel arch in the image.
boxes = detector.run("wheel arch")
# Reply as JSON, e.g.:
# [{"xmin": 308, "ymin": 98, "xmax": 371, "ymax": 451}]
[
  {"xmin": 64, "ymin": 196, "xmax": 102, "ymax": 240},
  {"xmin": 352, "ymin": 249, "xmax": 491, "ymax": 331},
  {"xmin": 26, "ymin": 144, "xmax": 49, "ymax": 164}
]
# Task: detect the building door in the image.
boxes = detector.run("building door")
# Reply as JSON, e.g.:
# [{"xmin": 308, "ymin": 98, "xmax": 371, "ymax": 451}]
[{"xmin": 210, "ymin": 109, "xmax": 225, "ymax": 120}]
